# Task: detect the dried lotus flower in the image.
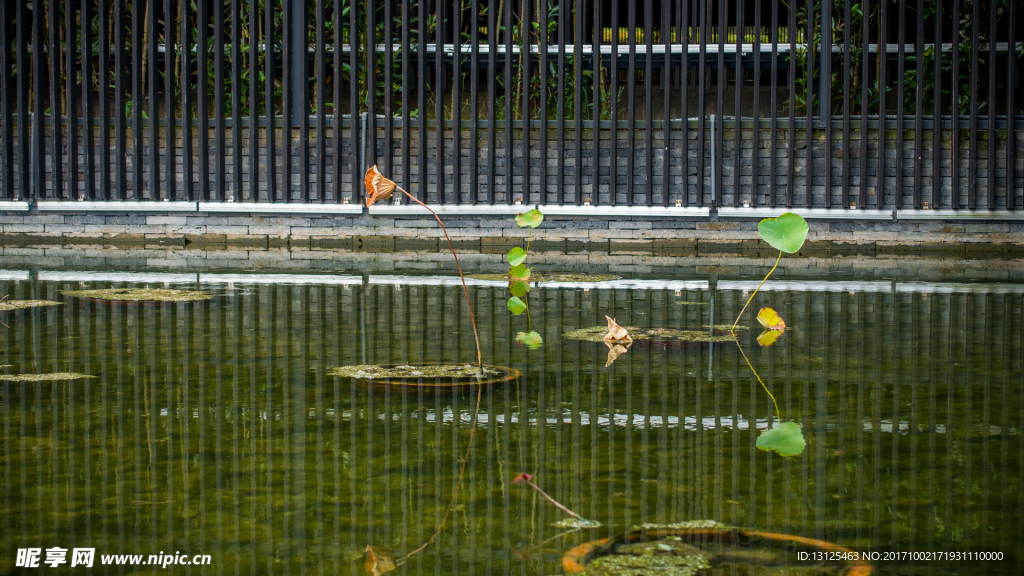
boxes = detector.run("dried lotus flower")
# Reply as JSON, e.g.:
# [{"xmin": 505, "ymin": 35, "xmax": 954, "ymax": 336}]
[
  {"xmin": 364, "ymin": 165, "xmax": 397, "ymax": 207},
  {"xmin": 603, "ymin": 315, "xmax": 632, "ymax": 343}
]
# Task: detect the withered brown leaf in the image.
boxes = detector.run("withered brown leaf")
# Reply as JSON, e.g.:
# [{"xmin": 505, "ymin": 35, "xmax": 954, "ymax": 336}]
[
  {"xmin": 364, "ymin": 165, "xmax": 397, "ymax": 208},
  {"xmin": 364, "ymin": 545, "xmax": 397, "ymax": 576},
  {"xmin": 602, "ymin": 315, "xmax": 632, "ymax": 343}
]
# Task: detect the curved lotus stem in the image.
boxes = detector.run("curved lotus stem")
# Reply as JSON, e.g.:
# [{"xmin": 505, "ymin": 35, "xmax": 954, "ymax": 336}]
[{"xmin": 364, "ymin": 166, "xmax": 483, "ymax": 371}]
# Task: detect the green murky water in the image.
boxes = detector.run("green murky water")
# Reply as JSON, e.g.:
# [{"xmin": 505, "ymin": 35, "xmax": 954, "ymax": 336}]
[{"xmin": 1, "ymin": 270, "xmax": 1022, "ymax": 574}]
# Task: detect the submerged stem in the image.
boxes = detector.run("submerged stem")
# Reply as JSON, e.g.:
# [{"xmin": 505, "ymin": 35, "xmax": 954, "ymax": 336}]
[
  {"xmin": 731, "ymin": 251, "xmax": 783, "ymax": 332},
  {"xmin": 396, "ymin": 186, "xmax": 483, "ymax": 372}
]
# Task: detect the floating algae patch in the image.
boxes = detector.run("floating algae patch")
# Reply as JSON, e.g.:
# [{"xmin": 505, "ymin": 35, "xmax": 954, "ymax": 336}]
[
  {"xmin": 0, "ymin": 300, "xmax": 61, "ymax": 312},
  {"xmin": 0, "ymin": 373, "xmax": 97, "ymax": 381},
  {"xmin": 703, "ymin": 324, "xmax": 747, "ymax": 331},
  {"xmin": 676, "ymin": 301, "xmax": 708, "ymax": 306},
  {"xmin": 582, "ymin": 541, "xmax": 711, "ymax": 576},
  {"xmin": 632, "ymin": 520, "xmax": 727, "ymax": 531},
  {"xmin": 468, "ymin": 272, "xmax": 620, "ymax": 283},
  {"xmin": 328, "ymin": 364, "xmax": 501, "ymax": 379},
  {"xmin": 564, "ymin": 326, "xmax": 736, "ymax": 344},
  {"xmin": 327, "ymin": 363, "xmax": 520, "ymax": 387},
  {"xmin": 62, "ymin": 288, "xmax": 210, "ymax": 302},
  {"xmin": 552, "ymin": 518, "xmax": 604, "ymax": 529}
]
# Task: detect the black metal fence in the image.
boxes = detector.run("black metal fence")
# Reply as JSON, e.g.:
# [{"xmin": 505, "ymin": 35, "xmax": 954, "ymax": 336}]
[{"xmin": 0, "ymin": 0, "xmax": 1021, "ymax": 210}]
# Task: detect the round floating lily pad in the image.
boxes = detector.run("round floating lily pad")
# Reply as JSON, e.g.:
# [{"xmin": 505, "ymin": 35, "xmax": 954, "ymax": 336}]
[
  {"xmin": 563, "ymin": 326, "xmax": 736, "ymax": 344},
  {"xmin": 0, "ymin": 300, "xmax": 61, "ymax": 312},
  {"xmin": 62, "ymin": 288, "xmax": 210, "ymax": 302},
  {"xmin": 327, "ymin": 363, "xmax": 520, "ymax": 388},
  {"xmin": 0, "ymin": 372, "xmax": 97, "ymax": 381},
  {"xmin": 756, "ymin": 422, "xmax": 806, "ymax": 457},
  {"xmin": 758, "ymin": 212, "xmax": 809, "ymax": 254}
]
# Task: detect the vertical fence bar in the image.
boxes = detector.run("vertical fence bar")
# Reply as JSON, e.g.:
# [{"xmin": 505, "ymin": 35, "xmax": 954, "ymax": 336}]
[
  {"xmin": 520, "ymin": 0, "xmax": 528, "ymax": 205},
  {"xmin": 542, "ymin": 0, "xmax": 551, "ymax": 204},
  {"xmin": 150, "ymin": 0, "xmax": 161, "ymax": 200},
  {"xmin": 968, "ymin": 0, "xmax": 978, "ymax": 209},
  {"xmin": 733, "ymin": 0, "xmax": 743, "ymax": 207},
  {"xmin": 714, "ymin": 0, "xmax": 724, "ymax": 206},
  {"xmin": 401, "ymin": 0, "xmax": 411, "ymax": 197},
  {"xmin": 133, "ymin": 0, "xmax": 143, "ymax": 199},
  {"xmin": 15, "ymin": 2, "xmax": 28, "ymax": 199},
  {"xmin": 931, "ymin": 0, "xmax": 941, "ymax": 209},
  {"xmin": 167, "ymin": 0, "xmax": 178, "ymax": 201},
  {"xmin": 453, "ymin": 0, "xmax": 461, "ymax": 203},
  {"xmin": 860, "ymin": 0, "xmax": 870, "ymax": 208},
  {"xmin": 283, "ymin": 0, "xmax": 293, "ymax": 202},
  {"xmin": 627, "ymin": 0, "xmax": 636, "ymax": 206},
  {"xmin": 215, "ymin": 0, "xmax": 226, "ymax": 201},
  {"xmin": 316, "ymin": 0, "xmax": 326, "ymax": 202},
  {"xmin": 557, "ymin": 0, "xmax": 565, "ymax": 205},
  {"xmin": 300, "ymin": 0, "xmax": 310, "ymax": 203},
  {"xmin": 182, "ymin": 0, "xmax": 192, "ymax": 201},
  {"xmin": 575, "ymin": 0, "xmax": 583, "ymax": 204},
  {"xmin": 644, "ymin": 0, "xmax": 652, "ymax": 206},
  {"xmin": 266, "ymin": 0, "xmax": 276, "ymax": 202},
  {"xmin": 350, "ymin": 0, "xmax": 359, "ymax": 203},
  {"xmin": 770, "ymin": 0, "xmax": 779, "ymax": 208},
  {"xmin": 1009, "ymin": 0, "xmax": 1018, "ymax": 209},
  {"xmin": 805, "ymin": 0, "xmax": 813, "ymax": 208},
  {"xmin": 951, "ymin": 0, "xmax": 960, "ymax": 207},
  {"xmin": 66, "ymin": 0, "xmax": 78, "ymax": 200},
  {"xmin": 248, "ymin": 0, "xmax": 258, "ymax": 201},
  {"xmin": 697, "ymin": 0, "xmax": 705, "ymax": 207},
  {"xmin": 610, "ymin": 0, "xmax": 618, "ymax": 205},
  {"xmin": 877, "ymin": 0, "xmax": 886, "ymax": 209},
  {"xmin": 230, "ymin": 0, "xmax": 239, "ymax": 201},
  {"xmin": 48, "ymin": 0, "xmax": 64, "ymax": 199},
  {"xmin": 913, "ymin": 0, "xmax": 924, "ymax": 208},
  {"xmin": 822, "ymin": 0, "xmax": 832, "ymax": 208},
  {"xmin": 486, "ymin": 0, "xmax": 495, "ymax": 205},
  {"xmin": 897, "ymin": 0, "xmax": 905, "ymax": 208},
  {"xmin": 680, "ymin": 0, "xmax": 687, "ymax": 206},
  {"xmin": 787, "ymin": 0, "xmax": 796, "ymax": 207},
  {"xmin": 115, "ymin": 0, "xmax": 127, "ymax": 199},
  {"xmin": 435, "ymin": 0, "xmax": 444, "ymax": 204},
  {"xmin": 662, "ymin": 0, "xmax": 671, "ymax": 206},
  {"xmin": 841, "ymin": 0, "xmax": 851, "ymax": 208},
  {"xmin": 987, "ymin": 0, "xmax": 996, "ymax": 209},
  {"xmin": 751, "ymin": 0, "xmax": 759, "ymax": 206},
  {"xmin": 0, "ymin": 0, "xmax": 11, "ymax": 199},
  {"xmin": 198, "ymin": 0, "xmax": 210, "ymax": 201},
  {"xmin": 384, "ymin": 0, "xmax": 394, "ymax": 187}
]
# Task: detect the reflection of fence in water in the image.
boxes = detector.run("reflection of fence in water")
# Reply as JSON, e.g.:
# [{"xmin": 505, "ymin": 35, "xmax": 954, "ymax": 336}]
[{"xmin": 0, "ymin": 280, "xmax": 1021, "ymax": 572}]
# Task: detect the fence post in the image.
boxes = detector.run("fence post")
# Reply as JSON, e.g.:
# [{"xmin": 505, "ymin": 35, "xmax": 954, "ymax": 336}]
[{"xmin": 289, "ymin": 0, "xmax": 305, "ymax": 127}]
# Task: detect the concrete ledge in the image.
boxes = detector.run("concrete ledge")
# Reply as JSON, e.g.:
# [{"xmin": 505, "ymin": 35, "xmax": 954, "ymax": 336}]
[
  {"xmin": 718, "ymin": 207, "xmax": 894, "ymax": 220},
  {"xmin": 37, "ymin": 201, "xmax": 199, "ymax": 212},
  {"xmin": 368, "ymin": 203, "xmax": 531, "ymax": 216},
  {"xmin": 543, "ymin": 205, "xmax": 711, "ymax": 217},
  {"xmin": 0, "ymin": 201, "xmax": 31, "ymax": 212},
  {"xmin": 896, "ymin": 209, "xmax": 1024, "ymax": 220},
  {"xmin": 199, "ymin": 202, "xmax": 363, "ymax": 214}
]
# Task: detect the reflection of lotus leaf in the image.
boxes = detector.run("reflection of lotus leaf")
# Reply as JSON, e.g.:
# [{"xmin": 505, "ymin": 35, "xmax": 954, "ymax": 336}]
[
  {"xmin": 0, "ymin": 300, "xmax": 62, "ymax": 312},
  {"xmin": 516, "ymin": 331, "xmax": 544, "ymax": 349},
  {"xmin": 0, "ymin": 373, "xmax": 97, "ymax": 381},
  {"xmin": 62, "ymin": 288, "xmax": 210, "ymax": 302},
  {"xmin": 467, "ymin": 273, "xmax": 620, "ymax": 283},
  {"xmin": 756, "ymin": 422, "xmax": 806, "ymax": 457},
  {"xmin": 564, "ymin": 326, "xmax": 736, "ymax": 343}
]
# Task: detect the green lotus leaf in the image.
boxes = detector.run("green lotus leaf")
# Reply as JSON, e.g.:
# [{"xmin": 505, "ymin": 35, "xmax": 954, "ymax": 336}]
[
  {"xmin": 515, "ymin": 209, "xmax": 544, "ymax": 228},
  {"xmin": 507, "ymin": 296, "xmax": 527, "ymax": 315},
  {"xmin": 515, "ymin": 331, "xmax": 543, "ymax": 349},
  {"xmin": 509, "ymin": 263, "xmax": 530, "ymax": 280},
  {"xmin": 507, "ymin": 247, "xmax": 527, "ymax": 266},
  {"xmin": 758, "ymin": 213, "xmax": 809, "ymax": 254},
  {"xmin": 509, "ymin": 280, "xmax": 530, "ymax": 298},
  {"xmin": 756, "ymin": 422, "xmax": 806, "ymax": 457}
]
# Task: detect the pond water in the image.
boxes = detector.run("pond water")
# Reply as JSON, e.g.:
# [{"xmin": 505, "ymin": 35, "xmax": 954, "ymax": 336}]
[{"xmin": 1, "ymin": 266, "xmax": 1022, "ymax": 575}]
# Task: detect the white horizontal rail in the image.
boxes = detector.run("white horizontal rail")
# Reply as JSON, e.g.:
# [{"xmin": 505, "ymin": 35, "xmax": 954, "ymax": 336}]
[
  {"xmin": 36, "ymin": 201, "xmax": 198, "ymax": 212},
  {"xmin": 199, "ymin": 202, "xmax": 363, "ymax": 214}
]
